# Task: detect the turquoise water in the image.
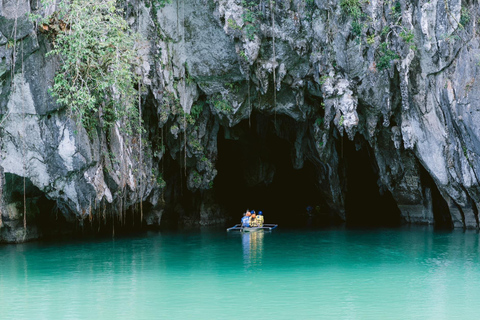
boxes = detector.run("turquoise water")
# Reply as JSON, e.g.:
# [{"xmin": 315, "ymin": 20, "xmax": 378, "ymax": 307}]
[{"xmin": 1, "ymin": 227, "xmax": 480, "ymax": 319}]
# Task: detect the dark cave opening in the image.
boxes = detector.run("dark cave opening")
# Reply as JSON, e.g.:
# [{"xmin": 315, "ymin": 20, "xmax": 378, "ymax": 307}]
[
  {"xmin": 2, "ymin": 173, "xmax": 60, "ymax": 237},
  {"xmin": 419, "ymin": 164, "xmax": 452, "ymax": 229},
  {"xmin": 342, "ymin": 136, "xmax": 402, "ymax": 227},
  {"xmin": 214, "ymin": 114, "xmax": 330, "ymax": 228}
]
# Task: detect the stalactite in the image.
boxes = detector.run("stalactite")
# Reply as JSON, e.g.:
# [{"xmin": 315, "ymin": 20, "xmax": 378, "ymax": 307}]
[
  {"xmin": 103, "ymin": 200, "xmax": 107, "ymax": 225},
  {"xmin": 270, "ymin": 0, "xmax": 277, "ymax": 126},
  {"xmin": 248, "ymin": 80, "xmax": 251, "ymax": 128},
  {"xmin": 98, "ymin": 200, "xmax": 102, "ymax": 232},
  {"xmin": 123, "ymin": 190, "xmax": 126, "ymax": 226},
  {"xmin": 183, "ymin": 0, "xmax": 187, "ymax": 178},
  {"xmin": 161, "ymin": 126, "xmax": 165, "ymax": 204},
  {"xmin": 184, "ymin": 113, "xmax": 187, "ymax": 177},
  {"xmin": 10, "ymin": 2, "xmax": 18, "ymax": 80},
  {"xmin": 131, "ymin": 206, "xmax": 135, "ymax": 227},
  {"xmin": 21, "ymin": 40, "xmax": 27, "ymax": 236},
  {"xmin": 139, "ymin": 83, "xmax": 143, "ymax": 226},
  {"xmin": 112, "ymin": 211, "xmax": 115, "ymax": 238},
  {"xmin": 89, "ymin": 199, "xmax": 92, "ymax": 223},
  {"xmin": 119, "ymin": 191, "xmax": 123, "ymax": 227},
  {"xmin": 0, "ymin": 173, "xmax": 3, "ymax": 229}
]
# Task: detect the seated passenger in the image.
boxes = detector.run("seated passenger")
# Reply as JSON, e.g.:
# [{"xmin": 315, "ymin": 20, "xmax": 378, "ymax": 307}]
[
  {"xmin": 256, "ymin": 211, "xmax": 264, "ymax": 227},
  {"xmin": 249, "ymin": 211, "xmax": 257, "ymax": 227},
  {"xmin": 241, "ymin": 211, "xmax": 251, "ymax": 227}
]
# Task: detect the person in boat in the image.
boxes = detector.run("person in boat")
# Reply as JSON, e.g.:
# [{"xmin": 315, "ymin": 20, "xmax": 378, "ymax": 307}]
[
  {"xmin": 241, "ymin": 211, "xmax": 251, "ymax": 227},
  {"xmin": 249, "ymin": 210, "xmax": 257, "ymax": 227},
  {"xmin": 256, "ymin": 211, "xmax": 264, "ymax": 227}
]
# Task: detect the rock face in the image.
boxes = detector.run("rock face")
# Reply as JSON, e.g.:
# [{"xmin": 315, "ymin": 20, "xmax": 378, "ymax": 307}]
[{"xmin": 2, "ymin": 0, "xmax": 480, "ymax": 241}]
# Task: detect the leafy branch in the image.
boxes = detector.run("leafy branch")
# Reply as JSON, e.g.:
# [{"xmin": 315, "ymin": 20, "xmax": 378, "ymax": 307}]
[{"xmin": 44, "ymin": 0, "xmax": 144, "ymax": 136}]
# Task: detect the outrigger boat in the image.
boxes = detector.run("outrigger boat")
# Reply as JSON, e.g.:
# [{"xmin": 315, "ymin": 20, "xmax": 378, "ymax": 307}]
[{"xmin": 227, "ymin": 224, "xmax": 278, "ymax": 232}]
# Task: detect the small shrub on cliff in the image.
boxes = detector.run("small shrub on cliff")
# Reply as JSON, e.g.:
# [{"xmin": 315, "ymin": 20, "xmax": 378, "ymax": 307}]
[
  {"xmin": 340, "ymin": 0, "xmax": 368, "ymax": 41},
  {"xmin": 340, "ymin": 0, "xmax": 363, "ymax": 19},
  {"xmin": 44, "ymin": 0, "xmax": 142, "ymax": 135},
  {"xmin": 150, "ymin": 0, "xmax": 171, "ymax": 8},
  {"xmin": 460, "ymin": 7, "xmax": 470, "ymax": 28},
  {"xmin": 376, "ymin": 42, "xmax": 399, "ymax": 71}
]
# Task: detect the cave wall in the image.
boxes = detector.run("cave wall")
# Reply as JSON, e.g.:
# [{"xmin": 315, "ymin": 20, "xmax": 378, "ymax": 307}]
[{"xmin": 2, "ymin": 0, "xmax": 480, "ymax": 241}]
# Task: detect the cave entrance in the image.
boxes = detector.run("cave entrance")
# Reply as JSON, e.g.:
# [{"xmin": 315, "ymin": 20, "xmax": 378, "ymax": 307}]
[
  {"xmin": 2, "ymin": 173, "xmax": 60, "ymax": 239},
  {"xmin": 214, "ymin": 114, "xmax": 329, "ymax": 227},
  {"xmin": 342, "ymin": 136, "xmax": 402, "ymax": 227},
  {"xmin": 419, "ymin": 163, "xmax": 452, "ymax": 229}
]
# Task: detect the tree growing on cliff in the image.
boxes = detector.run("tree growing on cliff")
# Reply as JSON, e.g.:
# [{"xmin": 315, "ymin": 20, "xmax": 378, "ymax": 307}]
[{"xmin": 41, "ymin": 0, "xmax": 142, "ymax": 135}]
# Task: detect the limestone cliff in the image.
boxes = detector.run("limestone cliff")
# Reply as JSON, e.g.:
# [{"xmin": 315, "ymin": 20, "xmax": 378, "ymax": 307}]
[{"xmin": 1, "ymin": 0, "xmax": 480, "ymax": 242}]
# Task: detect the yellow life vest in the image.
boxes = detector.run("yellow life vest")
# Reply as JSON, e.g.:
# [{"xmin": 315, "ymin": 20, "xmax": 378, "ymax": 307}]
[
  {"xmin": 249, "ymin": 216, "xmax": 257, "ymax": 227},
  {"xmin": 256, "ymin": 215, "xmax": 264, "ymax": 227}
]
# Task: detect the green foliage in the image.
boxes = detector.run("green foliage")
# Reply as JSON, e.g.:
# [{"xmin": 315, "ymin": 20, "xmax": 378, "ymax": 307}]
[
  {"xmin": 190, "ymin": 101, "xmax": 204, "ymax": 119},
  {"xmin": 151, "ymin": 168, "xmax": 166, "ymax": 188},
  {"xmin": 200, "ymin": 156, "xmax": 213, "ymax": 170},
  {"xmin": 318, "ymin": 75, "xmax": 330, "ymax": 85},
  {"xmin": 242, "ymin": 7, "xmax": 258, "ymax": 40},
  {"xmin": 151, "ymin": 0, "xmax": 171, "ymax": 8},
  {"xmin": 227, "ymin": 18, "xmax": 241, "ymax": 30},
  {"xmin": 366, "ymin": 34, "xmax": 375, "ymax": 45},
  {"xmin": 188, "ymin": 136, "xmax": 204, "ymax": 153},
  {"xmin": 239, "ymin": 50, "xmax": 248, "ymax": 62},
  {"xmin": 399, "ymin": 30, "xmax": 414, "ymax": 44},
  {"xmin": 192, "ymin": 170, "xmax": 202, "ymax": 185},
  {"xmin": 390, "ymin": 0, "xmax": 402, "ymax": 19},
  {"xmin": 184, "ymin": 62, "xmax": 195, "ymax": 85},
  {"xmin": 340, "ymin": 0, "xmax": 368, "ymax": 41},
  {"xmin": 340, "ymin": 0, "xmax": 363, "ymax": 19},
  {"xmin": 209, "ymin": 94, "xmax": 232, "ymax": 112},
  {"xmin": 242, "ymin": 9, "xmax": 256, "ymax": 24},
  {"xmin": 241, "ymin": 0, "xmax": 257, "ymax": 8},
  {"xmin": 6, "ymin": 38, "xmax": 15, "ymax": 48},
  {"xmin": 315, "ymin": 117, "xmax": 324, "ymax": 127},
  {"xmin": 376, "ymin": 42, "xmax": 399, "ymax": 71},
  {"xmin": 170, "ymin": 124, "xmax": 179, "ymax": 133},
  {"xmin": 186, "ymin": 75, "xmax": 194, "ymax": 85},
  {"xmin": 244, "ymin": 24, "xmax": 257, "ymax": 41},
  {"xmin": 443, "ymin": 33, "xmax": 460, "ymax": 43},
  {"xmin": 351, "ymin": 21, "xmax": 365, "ymax": 38},
  {"xmin": 224, "ymin": 82, "xmax": 239, "ymax": 93},
  {"xmin": 46, "ymin": 0, "xmax": 142, "ymax": 136},
  {"xmin": 400, "ymin": 30, "xmax": 416, "ymax": 50},
  {"xmin": 381, "ymin": 26, "xmax": 390, "ymax": 36},
  {"xmin": 339, "ymin": 115, "xmax": 344, "ymax": 127},
  {"xmin": 340, "ymin": 0, "xmax": 414, "ymax": 71},
  {"xmin": 460, "ymin": 7, "xmax": 470, "ymax": 28}
]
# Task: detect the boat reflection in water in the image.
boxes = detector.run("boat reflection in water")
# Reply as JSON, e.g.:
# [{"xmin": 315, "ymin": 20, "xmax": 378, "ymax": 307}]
[{"xmin": 242, "ymin": 230, "xmax": 264, "ymax": 267}]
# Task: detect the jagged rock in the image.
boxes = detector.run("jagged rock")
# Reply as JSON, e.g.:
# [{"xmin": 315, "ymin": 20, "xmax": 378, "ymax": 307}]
[{"xmin": 4, "ymin": 0, "xmax": 480, "ymax": 241}]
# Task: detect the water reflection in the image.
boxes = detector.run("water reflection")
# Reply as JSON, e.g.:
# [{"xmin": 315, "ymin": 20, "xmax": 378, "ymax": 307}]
[
  {"xmin": 242, "ymin": 231, "xmax": 264, "ymax": 267},
  {"xmin": 2, "ymin": 227, "xmax": 480, "ymax": 319}
]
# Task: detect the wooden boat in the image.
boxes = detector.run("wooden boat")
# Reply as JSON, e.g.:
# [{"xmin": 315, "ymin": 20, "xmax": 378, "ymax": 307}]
[{"xmin": 227, "ymin": 224, "xmax": 278, "ymax": 232}]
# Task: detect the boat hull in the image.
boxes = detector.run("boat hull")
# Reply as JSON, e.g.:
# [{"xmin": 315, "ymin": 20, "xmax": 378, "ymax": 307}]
[{"xmin": 227, "ymin": 224, "xmax": 278, "ymax": 231}]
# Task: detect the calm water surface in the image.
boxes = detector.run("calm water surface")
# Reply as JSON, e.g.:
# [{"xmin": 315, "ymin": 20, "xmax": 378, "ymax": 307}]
[{"xmin": 1, "ymin": 226, "xmax": 480, "ymax": 319}]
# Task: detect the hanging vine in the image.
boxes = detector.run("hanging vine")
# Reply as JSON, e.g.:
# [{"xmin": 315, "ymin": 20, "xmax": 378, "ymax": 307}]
[
  {"xmin": 138, "ymin": 83, "xmax": 143, "ymax": 226},
  {"xmin": 21, "ymin": 41, "xmax": 27, "ymax": 236},
  {"xmin": 182, "ymin": 0, "xmax": 187, "ymax": 177},
  {"xmin": 270, "ymin": 0, "xmax": 277, "ymax": 126}
]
